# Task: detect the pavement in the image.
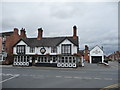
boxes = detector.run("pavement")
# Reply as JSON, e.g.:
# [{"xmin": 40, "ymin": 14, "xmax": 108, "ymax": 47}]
[{"xmin": 0, "ymin": 61, "xmax": 119, "ymax": 89}]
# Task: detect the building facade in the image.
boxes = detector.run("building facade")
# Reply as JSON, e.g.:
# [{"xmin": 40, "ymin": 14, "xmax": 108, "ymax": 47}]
[
  {"xmin": 0, "ymin": 28, "xmax": 28, "ymax": 64},
  {"xmin": 89, "ymin": 45, "xmax": 104, "ymax": 63},
  {"xmin": 0, "ymin": 31, "xmax": 14, "ymax": 62},
  {"xmin": 13, "ymin": 26, "xmax": 81, "ymax": 68},
  {"xmin": 108, "ymin": 51, "xmax": 120, "ymax": 61}
]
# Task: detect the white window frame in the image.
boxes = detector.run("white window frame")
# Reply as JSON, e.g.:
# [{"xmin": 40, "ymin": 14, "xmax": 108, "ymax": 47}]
[{"xmin": 30, "ymin": 47, "xmax": 35, "ymax": 53}]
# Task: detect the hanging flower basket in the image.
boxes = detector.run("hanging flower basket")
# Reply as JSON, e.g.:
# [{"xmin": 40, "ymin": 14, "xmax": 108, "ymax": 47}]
[
  {"xmin": 46, "ymin": 53, "xmax": 50, "ymax": 56},
  {"xmin": 73, "ymin": 53, "xmax": 80, "ymax": 57},
  {"xmin": 35, "ymin": 54, "xmax": 38, "ymax": 56}
]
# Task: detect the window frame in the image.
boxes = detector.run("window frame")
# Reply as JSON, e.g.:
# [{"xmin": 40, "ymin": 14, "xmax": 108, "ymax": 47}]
[
  {"xmin": 30, "ymin": 47, "xmax": 35, "ymax": 53},
  {"xmin": 61, "ymin": 44, "xmax": 71, "ymax": 55},
  {"xmin": 51, "ymin": 46, "xmax": 57, "ymax": 53},
  {"xmin": 16, "ymin": 45, "xmax": 26, "ymax": 54}
]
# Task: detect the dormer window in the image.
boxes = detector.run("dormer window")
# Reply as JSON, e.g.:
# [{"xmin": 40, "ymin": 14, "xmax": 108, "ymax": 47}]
[{"xmin": 30, "ymin": 47, "xmax": 35, "ymax": 53}]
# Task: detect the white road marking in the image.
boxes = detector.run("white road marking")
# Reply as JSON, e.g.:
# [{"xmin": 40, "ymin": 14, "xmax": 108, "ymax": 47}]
[
  {"xmin": 56, "ymin": 76, "xmax": 62, "ymax": 78},
  {"xmin": 94, "ymin": 78, "xmax": 101, "ymax": 80},
  {"xmin": 64, "ymin": 76, "xmax": 72, "ymax": 79},
  {"xmin": 104, "ymin": 78, "xmax": 113, "ymax": 80},
  {"xmin": 74, "ymin": 77, "xmax": 82, "ymax": 79},
  {"xmin": 0, "ymin": 74, "xmax": 19, "ymax": 83},
  {"xmin": 6, "ymin": 74, "xmax": 13, "ymax": 76}
]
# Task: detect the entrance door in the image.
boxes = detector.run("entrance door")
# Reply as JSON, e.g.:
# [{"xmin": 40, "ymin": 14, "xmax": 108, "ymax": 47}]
[{"xmin": 92, "ymin": 56, "xmax": 102, "ymax": 63}]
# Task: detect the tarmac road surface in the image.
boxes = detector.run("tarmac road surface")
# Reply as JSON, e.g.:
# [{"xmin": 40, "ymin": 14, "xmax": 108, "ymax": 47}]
[{"xmin": 0, "ymin": 61, "xmax": 119, "ymax": 89}]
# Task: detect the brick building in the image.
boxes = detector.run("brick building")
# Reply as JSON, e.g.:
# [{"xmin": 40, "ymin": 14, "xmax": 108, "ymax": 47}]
[
  {"xmin": 78, "ymin": 45, "xmax": 89, "ymax": 62},
  {"xmin": 0, "ymin": 28, "xmax": 27, "ymax": 64},
  {"xmin": 108, "ymin": 51, "xmax": 120, "ymax": 61},
  {"xmin": 0, "ymin": 31, "xmax": 14, "ymax": 62}
]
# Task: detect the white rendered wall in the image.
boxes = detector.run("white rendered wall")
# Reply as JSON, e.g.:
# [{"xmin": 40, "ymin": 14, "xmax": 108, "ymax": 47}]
[
  {"xmin": 13, "ymin": 39, "xmax": 78, "ymax": 55},
  {"xmin": 13, "ymin": 40, "xmax": 28, "ymax": 54},
  {"xmin": 58, "ymin": 39, "xmax": 78, "ymax": 55}
]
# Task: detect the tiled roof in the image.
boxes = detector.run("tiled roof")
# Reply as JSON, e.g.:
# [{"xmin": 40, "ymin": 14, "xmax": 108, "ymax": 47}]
[
  {"xmin": 0, "ymin": 31, "xmax": 14, "ymax": 37},
  {"xmin": 18, "ymin": 36, "xmax": 79, "ymax": 47}
]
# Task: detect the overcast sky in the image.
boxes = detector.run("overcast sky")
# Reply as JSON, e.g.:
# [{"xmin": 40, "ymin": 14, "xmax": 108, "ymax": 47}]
[{"xmin": 1, "ymin": 1, "xmax": 118, "ymax": 55}]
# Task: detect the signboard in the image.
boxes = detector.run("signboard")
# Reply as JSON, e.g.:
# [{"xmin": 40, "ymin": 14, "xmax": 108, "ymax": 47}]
[
  {"xmin": 92, "ymin": 49, "xmax": 101, "ymax": 54},
  {"xmin": 40, "ymin": 47, "xmax": 46, "ymax": 54}
]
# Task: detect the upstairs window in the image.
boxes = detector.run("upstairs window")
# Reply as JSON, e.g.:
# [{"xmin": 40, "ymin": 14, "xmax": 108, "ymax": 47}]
[
  {"xmin": 16, "ymin": 45, "xmax": 25, "ymax": 54},
  {"xmin": 30, "ymin": 47, "xmax": 35, "ymax": 53},
  {"xmin": 61, "ymin": 44, "xmax": 71, "ymax": 55},
  {"xmin": 51, "ymin": 47, "xmax": 57, "ymax": 53}
]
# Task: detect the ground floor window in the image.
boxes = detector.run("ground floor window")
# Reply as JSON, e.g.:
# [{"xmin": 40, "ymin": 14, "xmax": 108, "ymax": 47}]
[
  {"xmin": 14, "ymin": 56, "xmax": 30, "ymax": 62},
  {"xmin": 58, "ymin": 56, "xmax": 77, "ymax": 63}
]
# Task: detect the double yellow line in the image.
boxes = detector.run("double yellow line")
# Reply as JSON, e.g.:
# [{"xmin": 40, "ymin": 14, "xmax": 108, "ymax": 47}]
[{"xmin": 100, "ymin": 83, "xmax": 120, "ymax": 90}]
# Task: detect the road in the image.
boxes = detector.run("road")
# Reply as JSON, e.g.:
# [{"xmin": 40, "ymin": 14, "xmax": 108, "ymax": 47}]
[{"xmin": 0, "ymin": 61, "xmax": 119, "ymax": 89}]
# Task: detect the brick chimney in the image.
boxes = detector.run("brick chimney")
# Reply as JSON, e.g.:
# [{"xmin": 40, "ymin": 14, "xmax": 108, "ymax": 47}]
[
  {"xmin": 4, "ymin": 28, "xmax": 20, "ymax": 65},
  {"xmin": 13, "ymin": 28, "xmax": 20, "ymax": 39},
  {"xmin": 73, "ymin": 25, "xmax": 77, "ymax": 39},
  {"xmin": 85, "ymin": 45, "xmax": 88, "ymax": 50},
  {"xmin": 14, "ymin": 28, "xmax": 19, "ymax": 34},
  {"xmin": 84, "ymin": 45, "xmax": 89, "ymax": 62},
  {"xmin": 20, "ymin": 28, "xmax": 26, "ymax": 38},
  {"xmin": 37, "ymin": 28, "xmax": 43, "ymax": 40}
]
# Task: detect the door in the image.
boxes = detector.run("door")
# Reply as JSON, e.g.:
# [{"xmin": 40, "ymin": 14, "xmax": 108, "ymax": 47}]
[{"xmin": 92, "ymin": 56, "xmax": 102, "ymax": 63}]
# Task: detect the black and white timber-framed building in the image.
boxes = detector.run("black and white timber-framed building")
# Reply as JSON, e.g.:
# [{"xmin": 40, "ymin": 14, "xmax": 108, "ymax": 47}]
[{"xmin": 13, "ymin": 26, "xmax": 81, "ymax": 68}]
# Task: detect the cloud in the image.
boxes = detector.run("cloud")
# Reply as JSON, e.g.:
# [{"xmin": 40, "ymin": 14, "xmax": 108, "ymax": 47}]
[{"xmin": 1, "ymin": 2, "xmax": 118, "ymax": 55}]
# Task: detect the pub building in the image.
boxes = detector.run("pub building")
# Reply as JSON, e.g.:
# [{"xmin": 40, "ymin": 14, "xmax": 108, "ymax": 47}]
[{"xmin": 13, "ymin": 26, "xmax": 82, "ymax": 68}]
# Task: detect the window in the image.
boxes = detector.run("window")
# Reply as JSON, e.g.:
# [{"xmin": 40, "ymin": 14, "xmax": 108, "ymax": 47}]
[
  {"xmin": 24, "ymin": 56, "xmax": 26, "ymax": 62},
  {"xmin": 38, "ymin": 57, "xmax": 41, "ymax": 62},
  {"xmin": 53, "ymin": 57, "xmax": 57, "ymax": 62},
  {"xmin": 73, "ymin": 57, "xmax": 76, "ymax": 63},
  {"xmin": 30, "ymin": 47, "xmax": 35, "ymax": 53},
  {"xmin": 73, "ymin": 60, "xmax": 76, "ymax": 63},
  {"xmin": 51, "ymin": 47, "xmax": 57, "ymax": 53},
  {"xmin": 48, "ymin": 59, "xmax": 50, "ymax": 62},
  {"xmin": 69, "ymin": 60, "xmax": 72, "ymax": 63},
  {"xmin": 65, "ymin": 60, "xmax": 68, "ymax": 63},
  {"xmin": 44, "ymin": 57, "xmax": 47, "ymax": 62},
  {"xmin": 16, "ymin": 45, "xmax": 25, "ymax": 54},
  {"xmin": 61, "ymin": 44, "xmax": 71, "ymax": 55}
]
